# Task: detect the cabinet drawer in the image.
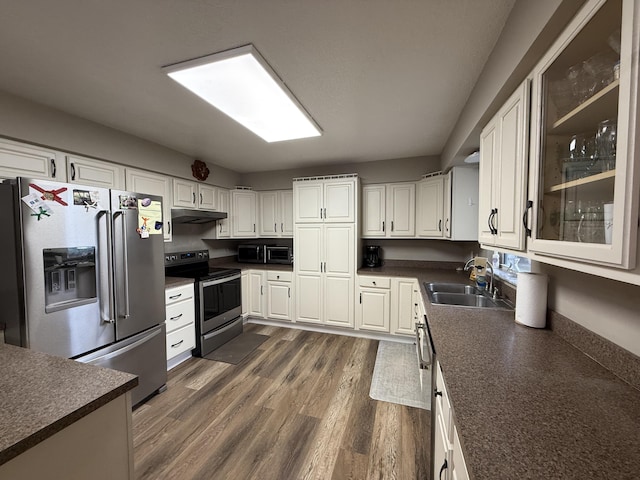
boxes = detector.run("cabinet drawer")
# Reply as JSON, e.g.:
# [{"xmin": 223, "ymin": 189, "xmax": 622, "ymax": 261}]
[
  {"xmin": 267, "ymin": 271, "xmax": 292, "ymax": 282},
  {"xmin": 358, "ymin": 275, "xmax": 390, "ymax": 288},
  {"xmin": 165, "ymin": 300, "xmax": 195, "ymax": 332},
  {"xmin": 166, "ymin": 323, "xmax": 195, "ymax": 359},
  {"xmin": 165, "ymin": 283, "xmax": 194, "ymax": 305}
]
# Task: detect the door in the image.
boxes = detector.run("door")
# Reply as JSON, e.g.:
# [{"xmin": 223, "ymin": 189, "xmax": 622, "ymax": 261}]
[
  {"xmin": 67, "ymin": 154, "xmax": 125, "ymax": 189},
  {"xmin": 294, "ymin": 224, "xmax": 323, "ymax": 323},
  {"xmin": 279, "ymin": 190, "xmax": 294, "ymax": 236},
  {"xmin": 0, "ymin": 138, "xmax": 64, "ymax": 180},
  {"xmin": 173, "ymin": 179, "xmax": 196, "ymax": 208},
  {"xmin": 417, "ymin": 176, "xmax": 444, "ymax": 237},
  {"xmin": 443, "ymin": 171, "xmax": 453, "ymax": 238},
  {"xmin": 362, "ymin": 185, "xmax": 386, "ymax": 237},
  {"xmin": 479, "ymin": 121, "xmax": 498, "ymax": 245},
  {"xmin": 357, "ymin": 287, "xmax": 390, "ymax": 332},
  {"xmin": 217, "ymin": 188, "xmax": 231, "ymax": 238},
  {"xmin": 232, "ymin": 190, "xmax": 258, "ymax": 237},
  {"xmin": 294, "ymin": 181, "xmax": 323, "ymax": 223},
  {"xmin": 16, "ymin": 178, "xmax": 114, "ymax": 358},
  {"xmin": 388, "ymin": 183, "xmax": 416, "ymax": 236},
  {"xmin": 391, "ymin": 278, "xmax": 417, "ymax": 335},
  {"xmin": 125, "ymin": 168, "xmax": 172, "ymax": 242},
  {"xmin": 248, "ymin": 271, "xmax": 265, "ymax": 317},
  {"xmin": 198, "ymin": 184, "xmax": 217, "ymax": 210},
  {"xmin": 324, "ymin": 224, "xmax": 355, "ymax": 327},
  {"xmin": 259, "ymin": 191, "xmax": 278, "ymax": 237},
  {"xmin": 324, "ymin": 181, "xmax": 355, "ymax": 222},
  {"xmin": 111, "ymin": 189, "xmax": 166, "ymax": 340},
  {"xmin": 267, "ymin": 281, "xmax": 291, "ymax": 321}
]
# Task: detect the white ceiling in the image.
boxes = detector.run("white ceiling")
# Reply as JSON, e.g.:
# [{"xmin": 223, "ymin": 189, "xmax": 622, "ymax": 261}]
[{"xmin": 0, "ymin": 0, "xmax": 515, "ymax": 173}]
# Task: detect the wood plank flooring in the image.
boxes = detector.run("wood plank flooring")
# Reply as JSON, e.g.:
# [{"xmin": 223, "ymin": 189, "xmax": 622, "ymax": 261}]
[{"xmin": 132, "ymin": 324, "xmax": 431, "ymax": 480}]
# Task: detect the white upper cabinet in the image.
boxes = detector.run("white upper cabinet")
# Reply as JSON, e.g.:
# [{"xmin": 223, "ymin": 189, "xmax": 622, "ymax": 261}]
[
  {"xmin": 528, "ymin": 0, "xmax": 640, "ymax": 269},
  {"xmin": 172, "ymin": 178, "xmax": 217, "ymax": 211},
  {"xmin": 231, "ymin": 189, "xmax": 258, "ymax": 238},
  {"xmin": 479, "ymin": 79, "xmax": 530, "ymax": 250},
  {"xmin": 125, "ymin": 168, "xmax": 172, "ymax": 242},
  {"xmin": 294, "ymin": 175, "xmax": 356, "ymax": 223},
  {"xmin": 216, "ymin": 188, "xmax": 231, "ymax": 238},
  {"xmin": 417, "ymin": 174, "xmax": 444, "ymax": 237},
  {"xmin": 362, "ymin": 183, "xmax": 415, "ymax": 238},
  {"xmin": 446, "ymin": 167, "xmax": 479, "ymax": 241},
  {"xmin": 0, "ymin": 138, "xmax": 65, "ymax": 181},
  {"xmin": 66, "ymin": 154, "xmax": 125, "ymax": 189},
  {"xmin": 259, "ymin": 190, "xmax": 293, "ymax": 237}
]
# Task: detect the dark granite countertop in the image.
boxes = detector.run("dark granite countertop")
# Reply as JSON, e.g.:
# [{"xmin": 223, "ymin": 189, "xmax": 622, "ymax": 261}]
[
  {"xmin": 165, "ymin": 276, "xmax": 195, "ymax": 288},
  {"xmin": 0, "ymin": 343, "xmax": 137, "ymax": 466},
  {"xmin": 359, "ymin": 265, "xmax": 640, "ymax": 479}
]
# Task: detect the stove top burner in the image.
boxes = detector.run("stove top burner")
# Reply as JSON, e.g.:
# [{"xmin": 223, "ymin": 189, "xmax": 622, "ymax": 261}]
[{"xmin": 164, "ymin": 250, "xmax": 240, "ymax": 281}]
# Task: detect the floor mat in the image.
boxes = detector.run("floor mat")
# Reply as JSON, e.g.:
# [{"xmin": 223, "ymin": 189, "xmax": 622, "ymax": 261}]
[
  {"xmin": 203, "ymin": 333, "xmax": 269, "ymax": 365},
  {"xmin": 369, "ymin": 341, "xmax": 431, "ymax": 410}
]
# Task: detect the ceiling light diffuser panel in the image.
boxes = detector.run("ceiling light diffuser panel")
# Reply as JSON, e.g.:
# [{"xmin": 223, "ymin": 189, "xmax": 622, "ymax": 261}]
[{"xmin": 163, "ymin": 45, "xmax": 322, "ymax": 142}]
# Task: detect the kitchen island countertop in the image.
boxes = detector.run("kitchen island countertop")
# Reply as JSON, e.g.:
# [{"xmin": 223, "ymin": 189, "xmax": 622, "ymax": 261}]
[
  {"xmin": 0, "ymin": 343, "xmax": 137, "ymax": 465},
  {"xmin": 357, "ymin": 265, "xmax": 640, "ymax": 479}
]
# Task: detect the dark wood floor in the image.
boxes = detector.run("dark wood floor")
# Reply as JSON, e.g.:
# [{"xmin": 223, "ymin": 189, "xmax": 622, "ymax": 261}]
[{"xmin": 132, "ymin": 324, "xmax": 431, "ymax": 480}]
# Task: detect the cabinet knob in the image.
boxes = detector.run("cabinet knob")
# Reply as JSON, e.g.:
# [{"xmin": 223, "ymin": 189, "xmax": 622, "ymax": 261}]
[
  {"xmin": 373, "ymin": 281, "xmax": 376, "ymax": 285},
  {"xmin": 434, "ymin": 389, "xmax": 442, "ymax": 397}
]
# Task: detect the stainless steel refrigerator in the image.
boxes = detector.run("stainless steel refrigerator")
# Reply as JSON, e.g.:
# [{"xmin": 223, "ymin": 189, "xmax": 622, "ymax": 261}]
[{"xmin": 0, "ymin": 177, "xmax": 167, "ymax": 405}]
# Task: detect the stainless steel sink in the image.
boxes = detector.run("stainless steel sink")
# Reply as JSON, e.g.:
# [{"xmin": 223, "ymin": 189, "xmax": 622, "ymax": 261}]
[
  {"xmin": 425, "ymin": 282, "xmax": 482, "ymax": 295},
  {"xmin": 425, "ymin": 283, "xmax": 512, "ymax": 309}
]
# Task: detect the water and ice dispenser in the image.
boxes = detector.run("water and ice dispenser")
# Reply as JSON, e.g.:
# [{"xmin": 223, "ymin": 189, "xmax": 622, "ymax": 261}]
[{"xmin": 43, "ymin": 247, "xmax": 97, "ymax": 312}]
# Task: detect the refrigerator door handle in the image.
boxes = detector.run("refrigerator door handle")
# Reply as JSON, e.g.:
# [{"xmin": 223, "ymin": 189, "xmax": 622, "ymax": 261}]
[
  {"xmin": 114, "ymin": 211, "xmax": 131, "ymax": 319},
  {"xmin": 98, "ymin": 210, "xmax": 115, "ymax": 324}
]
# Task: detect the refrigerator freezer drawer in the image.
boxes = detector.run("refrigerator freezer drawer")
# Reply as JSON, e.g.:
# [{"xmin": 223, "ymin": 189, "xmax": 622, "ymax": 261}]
[{"xmin": 77, "ymin": 324, "xmax": 167, "ymax": 406}]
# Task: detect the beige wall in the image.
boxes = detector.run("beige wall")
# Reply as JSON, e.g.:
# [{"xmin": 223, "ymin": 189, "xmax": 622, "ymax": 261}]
[
  {"xmin": 366, "ymin": 239, "xmax": 478, "ymax": 264},
  {"xmin": 240, "ymin": 155, "xmax": 441, "ymax": 190},
  {"xmin": 0, "ymin": 90, "xmax": 241, "ymax": 188},
  {"xmin": 441, "ymin": 0, "xmax": 586, "ymax": 168}
]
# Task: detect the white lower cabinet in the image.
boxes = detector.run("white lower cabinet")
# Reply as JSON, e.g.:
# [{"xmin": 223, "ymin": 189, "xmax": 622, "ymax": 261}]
[
  {"xmin": 451, "ymin": 426, "xmax": 470, "ymax": 480},
  {"xmin": 165, "ymin": 283, "xmax": 195, "ymax": 368},
  {"xmin": 266, "ymin": 271, "xmax": 293, "ymax": 321},
  {"xmin": 357, "ymin": 276, "xmax": 391, "ymax": 332},
  {"xmin": 241, "ymin": 271, "xmax": 249, "ymax": 317},
  {"xmin": 391, "ymin": 278, "xmax": 419, "ymax": 335},
  {"xmin": 248, "ymin": 270, "xmax": 266, "ymax": 317}
]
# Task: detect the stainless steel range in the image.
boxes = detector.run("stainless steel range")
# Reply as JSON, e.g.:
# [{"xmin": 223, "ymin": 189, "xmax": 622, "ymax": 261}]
[{"xmin": 165, "ymin": 250, "xmax": 242, "ymax": 356}]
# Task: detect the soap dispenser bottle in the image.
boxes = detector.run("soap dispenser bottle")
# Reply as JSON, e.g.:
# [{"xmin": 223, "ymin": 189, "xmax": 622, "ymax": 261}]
[{"xmin": 475, "ymin": 265, "xmax": 487, "ymax": 291}]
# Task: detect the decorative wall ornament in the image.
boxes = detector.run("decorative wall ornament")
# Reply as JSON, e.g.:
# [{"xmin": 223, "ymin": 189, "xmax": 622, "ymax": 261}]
[{"xmin": 191, "ymin": 159, "xmax": 210, "ymax": 181}]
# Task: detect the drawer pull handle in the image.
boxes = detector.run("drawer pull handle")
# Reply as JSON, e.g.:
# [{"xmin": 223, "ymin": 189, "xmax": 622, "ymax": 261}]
[
  {"xmin": 434, "ymin": 389, "xmax": 442, "ymax": 397},
  {"xmin": 171, "ymin": 339, "xmax": 184, "ymax": 348},
  {"xmin": 170, "ymin": 313, "xmax": 183, "ymax": 321},
  {"xmin": 169, "ymin": 293, "xmax": 182, "ymax": 300}
]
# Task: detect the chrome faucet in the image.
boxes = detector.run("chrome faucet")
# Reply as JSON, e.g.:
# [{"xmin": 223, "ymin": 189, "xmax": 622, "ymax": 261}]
[
  {"xmin": 463, "ymin": 258, "xmax": 494, "ymax": 295},
  {"xmin": 463, "ymin": 258, "xmax": 475, "ymax": 271}
]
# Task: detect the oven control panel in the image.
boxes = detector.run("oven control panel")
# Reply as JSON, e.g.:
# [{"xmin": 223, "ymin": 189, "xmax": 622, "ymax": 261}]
[{"xmin": 164, "ymin": 250, "xmax": 209, "ymax": 266}]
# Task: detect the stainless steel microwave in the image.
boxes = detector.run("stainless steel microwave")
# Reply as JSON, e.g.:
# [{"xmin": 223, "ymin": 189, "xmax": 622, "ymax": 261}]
[
  {"xmin": 266, "ymin": 245, "xmax": 293, "ymax": 265},
  {"xmin": 237, "ymin": 244, "xmax": 266, "ymax": 263}
]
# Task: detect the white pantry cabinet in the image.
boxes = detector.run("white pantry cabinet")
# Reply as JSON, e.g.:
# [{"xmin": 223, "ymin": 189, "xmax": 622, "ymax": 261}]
[
  {"xmin": 362, "ymin": 183, "xmax": 415, "ymax": 237},
  {"xmin": 231, "ymin": 189, "xmax": 259, "ymax": 238},
  {"xmin": 0, "ymin": 138, "xmax": 66, "ymax": 181},
  {"xmin": 295, "ymin": 224, "xmax": 355, "ymax": 327},
  {"xmin": 356, "ymin": 276, "xmax": 391, "ymax": 332},
  {"xmin": 172, "ymin": 178, "xmax": 217, "ymax": 211},
  {"xmin": 527, "ymin": 0, "xmax": 640, "ymax": 269},
  {"xmin": 66, "ymin": 154, "xmax": 125, "ymax": 189},
  {"xmin": 416, "ymin": 174, "xmax": 444, "ymax": 237},
  {"xmin": 293, "ymin": 175, "xmax": 356, "ymax": 223},
  {"xmin": 259, "ymin": 190, "xmax": 293, "ymax": 237},
  {"xmin": 478, "ymin": 79, "xmax": 530, "ymax": 250},
  {"xmin": 125, "ymin": 168, "xmax": 172, "ymax": 242}
]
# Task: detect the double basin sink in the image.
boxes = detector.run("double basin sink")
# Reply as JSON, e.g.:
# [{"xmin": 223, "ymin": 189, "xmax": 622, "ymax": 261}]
[{"xmin": 425, "ymin": 282, "xmax": 512, "ymax": 309}]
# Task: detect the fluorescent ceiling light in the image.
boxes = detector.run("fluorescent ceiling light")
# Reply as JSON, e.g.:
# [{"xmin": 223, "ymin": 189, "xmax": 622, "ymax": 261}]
[{"xmin": 163, "ymin": 45, "xmax": 322, "ymax": 143}]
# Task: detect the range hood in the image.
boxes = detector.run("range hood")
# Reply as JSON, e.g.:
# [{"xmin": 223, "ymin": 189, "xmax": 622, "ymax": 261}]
[{"xmin": 171, "ymin": 209, "xmax": 227, "ymax": 224}]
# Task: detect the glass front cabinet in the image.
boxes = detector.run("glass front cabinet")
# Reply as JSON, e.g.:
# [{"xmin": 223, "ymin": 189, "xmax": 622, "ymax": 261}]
[{"xmin": 528, "ymin": 0, "xmax": 640, "ymax": 269}]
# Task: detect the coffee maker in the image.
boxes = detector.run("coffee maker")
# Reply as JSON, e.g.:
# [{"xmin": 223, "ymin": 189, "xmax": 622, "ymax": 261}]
[{"xmin": 363, "ymin": 245, "xmax": 382, "ymax": 268}]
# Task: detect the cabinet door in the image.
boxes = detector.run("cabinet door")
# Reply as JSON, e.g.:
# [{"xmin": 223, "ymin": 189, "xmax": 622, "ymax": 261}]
[
  {"xmin": 241, "ymin": 272, "xmax": 249, "ymax": 316},
  {"xmin": 324, "ymin": 275, "xmax": 354, "ymax": 327},
  {"xmin": 259, "ymin": 191, "xmax": 278, "ymax": 237},
  {"xmin": 267, "ymin": 281, "xmax": 292, "ymax": 321},
  {"xmin": 232, "ymin": 190, "xmax": 258, "ymax": 237},
  {"xmin": 279, "ymin": 190, "xmax": 294, "ymax": 237},
  {"xmin": 324, "ymin": 224, "xmax": 355, "ymax": 276},
  {"xmin": 388, "ymin": 183, "xmax": 416, "ymax": 236},
  {"xmin": 357, "ymin": 287, "xmax": 390, "ymax": 332},
  {"xmin": 173, "ymin": 178, "xmax": 197, "ymax": 208},
  {"xmin": 391, "ymin": 278, "xmax": 417, "ymax": 335},
  {"xmin": 362, "ymin": 185, "xmax": 386, "ymax": 237},
  {"xmin": 125, "ymin": 168, "xmax": 172, "ymax": 242},
  {"xmin": 296, "ymin": 274, "xmax": 323, "ymax": 323},
  {"xmin": 294, "ymin": 181, "xmax": 323, "ymax": 223},
  {"xmin": 324, "ymin": 224, "xmax": 355, "ymax": 327},
  {"xmin": 324, "ymin": 181, "xmax": 355, "ymax": 222},
  {"xmin": 443, "ymin": 171, "xmax": 453, "ymax": 239},
  {"xmin": 450, "ymin": 167, "xmax": 479, "ymax": 241},
  {"xmin": 433, "ymin": 407, "xmax": 451, "ymax": 480},
  {"xmin": 217, "ymin": 188, "xmax": 231, "ymax": 238},
  {"xmin": 0, "ymin": 139, "xmax": 64, "ymax": 180},
  {"xmin": 478, "ymin": 120, "xmax": 498, "ymax": 245},
  {"xmin": 451, "ymin": 426, "xmax": 470, "ymax": 480},
  {"xmin": 294, "ymin": 224, "xmax": 323, "ymax": 323},
  {"xmin": 198, "ymin": 184, "xmax": 217, "ymax": 210},
  {"xmin": 417, "ymin": 176, "xmax": 444, "ymax": 237},
  {"xmin": 248, "ymin": 271, "xmax": 265, "ymax": 317},
  {"xmin": 67, "ymin": 155, "xmax": 125, "ymax": 189},
  {"xmin": 494, "ymin": 80, "xmax": 529, "ymax": 250}
]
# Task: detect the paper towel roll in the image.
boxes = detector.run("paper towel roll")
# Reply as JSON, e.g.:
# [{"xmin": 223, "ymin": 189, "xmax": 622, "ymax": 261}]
[{"xmin": 515, "ymin": 273, "xmax": 548, "ymax": 328}]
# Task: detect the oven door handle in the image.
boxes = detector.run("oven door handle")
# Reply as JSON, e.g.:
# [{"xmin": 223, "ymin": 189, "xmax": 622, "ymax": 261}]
[
  {"xmin": 415, "ymin": 322, "xmax": 432, "ymax": 369},
  {"xmin": 200, "ymin": 273, "xmax": 241, "ymax": 287}
]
